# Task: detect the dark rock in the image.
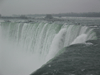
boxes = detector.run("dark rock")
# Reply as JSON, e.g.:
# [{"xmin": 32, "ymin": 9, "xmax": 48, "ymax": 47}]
[{"xmin": 31, "ymin": 42, "xmax": 100, "ymax": 75}]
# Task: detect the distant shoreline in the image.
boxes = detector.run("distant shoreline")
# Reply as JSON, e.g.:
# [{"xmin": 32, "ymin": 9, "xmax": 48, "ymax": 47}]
[{"xmin": 1, "ymin": 12, "xmax": 100, "ymax": 18}]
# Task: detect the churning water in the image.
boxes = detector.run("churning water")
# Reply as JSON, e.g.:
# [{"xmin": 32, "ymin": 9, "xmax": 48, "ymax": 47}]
[{"xmin": 0, "ymin": 22, "xmax": 97, "ymax": 75}]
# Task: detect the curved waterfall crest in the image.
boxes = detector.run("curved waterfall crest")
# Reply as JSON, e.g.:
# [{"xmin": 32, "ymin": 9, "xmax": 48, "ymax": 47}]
[
  {"xmin": 0, "ymin": 22, "xmax": 97, "ymax": 75},
  {"xmin": 0, "ymin": 22, "xmax": 97, "ymax": 59}
]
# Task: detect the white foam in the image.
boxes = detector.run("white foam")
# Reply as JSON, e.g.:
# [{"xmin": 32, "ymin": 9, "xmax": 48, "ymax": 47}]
[
  {"xmin": 71, "ymin": 34, "xmax": 87, "ymax": 45},
  {"xmin": 46, "ymin": 28, "xmax": 66, "ymax": 62}
]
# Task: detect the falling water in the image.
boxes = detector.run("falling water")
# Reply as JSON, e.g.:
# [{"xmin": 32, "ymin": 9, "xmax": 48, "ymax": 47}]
[{"xmin": 0, "ymin": 22, "xmax": 97, "ymax": 75}]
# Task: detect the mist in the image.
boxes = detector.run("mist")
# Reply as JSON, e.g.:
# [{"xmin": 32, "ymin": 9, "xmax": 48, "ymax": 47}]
[
  {"xmin": 0, "ymin": 26, "xmax": 43, "ymax": 75},
  {"xmin": 0, "ymin": 39, "xmax": 43, "ymax": 75}
]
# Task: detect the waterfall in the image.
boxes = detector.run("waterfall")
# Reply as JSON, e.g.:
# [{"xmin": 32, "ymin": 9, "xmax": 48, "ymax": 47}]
[
  {"xmin": 0, "ymin": 22, "xmax": 97, "ymax": 75},
  {"xmin": 71, "ymin": 34, "xmax": 87, "ymax": 45}
]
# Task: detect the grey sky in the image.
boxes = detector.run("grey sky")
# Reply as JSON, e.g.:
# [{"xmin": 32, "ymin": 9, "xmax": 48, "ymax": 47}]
[{"xmin": 0, "ymin": 0, "xmax": 100, "ymax": 16}]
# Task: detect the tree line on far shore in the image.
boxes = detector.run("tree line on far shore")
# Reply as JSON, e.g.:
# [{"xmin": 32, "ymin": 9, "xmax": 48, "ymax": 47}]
[
  {"xmin": 27, "ymin": 12, "xmax": 100, "ymax": 17},
  {"xmin": 52, "ymin": 12, "xmax": 100, "ymax": 17},
  {"xmin": 1, "ymin": 12, "xmax": 100, "ymax": 18}
]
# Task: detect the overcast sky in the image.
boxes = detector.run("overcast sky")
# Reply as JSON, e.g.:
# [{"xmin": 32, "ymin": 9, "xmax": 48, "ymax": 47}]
[{"xmin": 0, "ymin": 0, "xmax": 100, "ymax": 16}]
